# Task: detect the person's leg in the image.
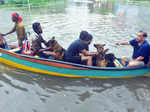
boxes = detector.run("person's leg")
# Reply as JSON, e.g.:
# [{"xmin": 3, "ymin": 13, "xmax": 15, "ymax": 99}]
[
  {"xmin": 87, "ymin": 56, "xmax": 92, "ymax": 66},
  {"xmin": 128, "ymin": 60, "xmax": 144, "ymax": 67},
  {"xmin": 121, "ymin": 56, "xmax": 131, "ymax": 66},
  {"xmin": 92, "ymin": 55, "xmax": 96, "ymax": 66},
  {"xmin": 43, "ymin": 51, "xmax": 56, "ymax": 57},
  {"xmin": 81, "ymin": 55, "xmax": 92, "ymax": 66},
  {"xmin": 64, "ymin": 56, "xmax": 81, "ymax": 64},
  {"xmin": 38, "ymin": 52, "xmax": 49, "ymax": 58},
  {"xmin": 8, "ymin": 44, "xmax": 17, "ymax": 49},
  {"xmin": 147, "ymin": 57, "xmax": 150, "ymax": 67}
]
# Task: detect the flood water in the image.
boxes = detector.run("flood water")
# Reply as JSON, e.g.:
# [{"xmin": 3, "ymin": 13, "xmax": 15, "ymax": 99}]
[{"xmin": 0, "ymin": 0, "xmax": 150, "ymax": 112}]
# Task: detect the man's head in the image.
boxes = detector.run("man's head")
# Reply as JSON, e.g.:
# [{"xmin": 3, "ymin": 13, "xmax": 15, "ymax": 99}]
[
  {"xmin": 86, "ymin": 33, "xmax": 93, "ymax": 45},
  {"xmin": 11, "ymin": 13, "xmax": 23, "ymax": 23},
  {"xmin": 136, "ymin": 31, "xmax": 148, "ymax": 42},
  {"xmin": 79, "ymin": 31, "xmax": 89, "ymax": 41},
  {"xmin": 32, "ymin": 22, "xmax": 43, "ymax": 34},
  {"xmin": 0, "ymin": 34, "xmax": 6, "ymax": 48},
  {"xmin": 79, "ymin": 31, "xmax": 93, "ymax": 44}
]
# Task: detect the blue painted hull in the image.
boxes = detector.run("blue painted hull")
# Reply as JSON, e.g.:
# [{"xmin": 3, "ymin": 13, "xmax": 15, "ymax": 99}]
[{"xmin": 0, "ymin": 48, "xmax": 150, "ymax": 78}]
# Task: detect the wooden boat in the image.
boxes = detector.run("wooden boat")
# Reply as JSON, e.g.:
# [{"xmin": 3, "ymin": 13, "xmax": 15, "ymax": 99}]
[{"xmin": 0, "ymin": 48, "xmax": 150, "ymax": 79}]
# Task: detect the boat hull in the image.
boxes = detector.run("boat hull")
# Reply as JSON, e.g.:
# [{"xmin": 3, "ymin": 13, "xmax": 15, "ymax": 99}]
[{"xmin": 0, "ymin": 48, "xmax": 150, "ymax": 78}]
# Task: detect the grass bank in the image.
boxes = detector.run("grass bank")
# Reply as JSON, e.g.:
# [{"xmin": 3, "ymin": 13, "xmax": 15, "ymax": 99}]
[
  {"xmin": 8, "ymin": 0, "xmax": 63, "ymax": 4},
  {"xmin": 0, "ymin": 0, "xmax": 66, "ymax": 9}
]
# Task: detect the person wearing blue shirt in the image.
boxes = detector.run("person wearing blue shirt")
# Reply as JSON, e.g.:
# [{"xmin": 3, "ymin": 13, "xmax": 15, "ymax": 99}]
[
  {"xmin": 0, "ymin": 33, "xmax": 16, "ymax": 50},
  {"xmin": 116, "ymin": 31, "xmax": 150, "ymax": 67},
  {"xmin": 65, "ymin": 31, "xmax": 97, "ymax": 66},
  {"xmin": 0, "ymin": 36, "xmax": 9, "ymax": 50}
]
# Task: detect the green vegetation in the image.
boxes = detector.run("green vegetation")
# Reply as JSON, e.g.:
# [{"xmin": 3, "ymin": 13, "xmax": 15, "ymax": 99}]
[
  {"xmin": 8, "ymin": 0, "xmax": 60, "ymax": 4},
  {"xmin": 127, "ymin": 0, "xmax": 150, "ymax": 5},
  {"xmin": 0, "ymin": 0, "xmax": 66, "ymax": 9},
  {"xmin": 108, "ymin": 0, "xmax": 150, "ymax": 5}
]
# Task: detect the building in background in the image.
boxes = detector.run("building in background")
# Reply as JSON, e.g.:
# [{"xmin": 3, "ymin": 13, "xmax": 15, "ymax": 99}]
[{"xmin": 0, "ymin": 0, "xmax": 8, "ymax": 4}]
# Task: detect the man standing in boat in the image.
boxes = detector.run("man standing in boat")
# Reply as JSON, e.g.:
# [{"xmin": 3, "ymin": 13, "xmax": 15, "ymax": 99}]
[
  {"xmin": 64, "ymin": 31, "xmax": 97, "ymax": 66},
  {"xmin": 116, "ymin": 31, "xmax": 150, "ymax": 67},
  {"xmin": 2, "ymin": 13, "xmax": 27, "ymax": 47}
]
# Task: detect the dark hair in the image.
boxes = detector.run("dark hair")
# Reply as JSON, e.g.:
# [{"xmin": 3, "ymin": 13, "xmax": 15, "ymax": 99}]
[
  {"xmin": 79, "ymin": 31, "xmax": 93, "ymax": 41},
  {"xmin": 139, "ymin": 30, "xmax": 143, "ymax": 33},
  {"xmin": 79, "ymin": 31, "xmax": 89, "ymax": 41},
  {"xmin": 143, "ymin": 32, "xmax": 147, "ymax": 38},
  {"xmin": 139, "ymin": 30, "xmax": 147, "ymax": 38},
  {"xmin": 32, "ymin": 22, "xmax": 41, "ymax": 34},
  {"xmin": 15, "ymin": 13, "xmax": 19, "ymax": 17},
  {"xmin": 87, "ymin": 33, "xmax": 93, "ymax": 41}
]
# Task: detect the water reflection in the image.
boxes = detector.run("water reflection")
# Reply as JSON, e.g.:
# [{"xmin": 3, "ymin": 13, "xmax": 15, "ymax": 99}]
[{"xmin": 0, "ymin": 63, "xmax": 150, "ymax": 111}]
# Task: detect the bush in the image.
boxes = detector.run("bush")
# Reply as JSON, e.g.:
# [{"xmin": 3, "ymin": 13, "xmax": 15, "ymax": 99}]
[
  {"xmin": 8, "ymin": 0, "xmax": 57, "ymax": 4},
  {"xmin": 0, "ymin": 0, "xmax": 5, "ymax": 5}
]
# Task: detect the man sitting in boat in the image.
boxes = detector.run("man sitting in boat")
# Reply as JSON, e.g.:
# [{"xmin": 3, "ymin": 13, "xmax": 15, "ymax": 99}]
[
  {"xmin": 116, "ymin": 31, "xmax": 150, "ymax": 67},
  {"xmin": 0, "ymin": 33, "xmax": 9, "ymax": 49},
  {"xmin": 1, "ymin": 13, "xmax": 27, "ymax": 47},
  {"xmin": 0, "ymin": 33, "xmax": 16, "ymax": 50},
  {"xmin": 64, "ymin": 31, "xmax": 97, "ymax": 66},
  {"xmin": 31, "ymin": 22, "xmax": 56, "ymax": 58}
]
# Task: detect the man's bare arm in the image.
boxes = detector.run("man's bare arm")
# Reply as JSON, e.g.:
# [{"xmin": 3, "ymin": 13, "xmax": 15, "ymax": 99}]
[
  {"xmin": 135, "ymin": 56, "xmax": 144, "ymax": 61},
  {"xmin": 81, "ymin": 49, "xmax": 97, "ymax": 56},
  {"xmin": 116, "ymin": 41, "xmax": 130, "ymax": 45},
  {"xmin": 3, "ymin": 25, "xmax": 16, "ymax": 36}
]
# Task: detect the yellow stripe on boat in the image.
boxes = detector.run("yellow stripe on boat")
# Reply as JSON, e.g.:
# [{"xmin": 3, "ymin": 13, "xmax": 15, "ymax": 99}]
[{"xmin": 0, "ymin": 57, "xmax": 143, "ymax": 79}]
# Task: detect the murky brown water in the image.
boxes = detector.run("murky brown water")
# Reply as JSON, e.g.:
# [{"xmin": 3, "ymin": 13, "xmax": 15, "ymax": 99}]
[{"xmin": 0, "ymin": 0, "xmax": 150, "ymax": 112}]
